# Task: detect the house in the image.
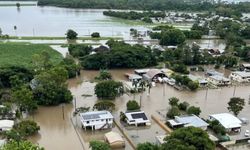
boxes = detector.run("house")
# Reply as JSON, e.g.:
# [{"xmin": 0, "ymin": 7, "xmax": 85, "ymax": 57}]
[
  {"xmin": 134, "ymin": 69, "xmax": 149, "ymax": 76},
  {"xmin": 206, "ymin": 70, "xmax": 223, "ymax": 77},
  {"xmin": 104, "ymin": 131, "xmax": 125, "ymax": 148},
  {"xmin": 240, "ymin": 64, "xmax": 250, "ymax": 71},
  {"xmin": 125, "ymin": 73, "xmax": 142, "ymax": 82},
  {"xmin": 229, "ymin": 71, "xmax": 250, "ymax": 83},
  {"xmin": 188, "ymin": 75, "xmax": 208, "ymax": 86},
  {"xmin": 125, "ymin": 111, "xmax": 151, "ymax": 126},
  {"xmin": 209, "ymin": 113, "xmax": 242, "ymax": 133},
  {"xmin": 207, "ymin": 75, "xmax": 231, "ymax": 86},
  {"xmin": 0, "ymin": 120, "xmax": 14, "ymax": 131},
  {"xmin": 142, "ymin": 69, "xmax": 166, "ymax": 82},
  {"xmin": 80, "ymin": 111, "xmax": 113, "ymax": 130},
  {"xmin": 161, "ymin": 68, "xmax": 174, "ymax": 78},
  {"xmin": 167, "ymin": 115, "xmax": 209, "ymax": 130}
]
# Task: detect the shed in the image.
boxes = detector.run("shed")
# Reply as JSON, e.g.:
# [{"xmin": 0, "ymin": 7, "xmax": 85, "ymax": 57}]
[
  {"xmin": 143, "ymin": 69, "xmax": 166, "ymax": 81},
  {"xmin": 104, "ymin": 131, "xmax": 125, "ymax": 148}
]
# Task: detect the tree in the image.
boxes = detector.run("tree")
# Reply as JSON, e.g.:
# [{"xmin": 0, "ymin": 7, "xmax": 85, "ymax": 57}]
[
  {"xmin": 61, "ymin": 55, "xmax": 81, "ymax": 78},
  {"xmin": 178, "ymin": 101, "xmax": 189, "ymax": 111},
  {"xmin": 91, "ymin": 32, "xmax": 100, "ymax": 38},
  {"xmin": 163, "ymin": 127, "xmax": 215, "ymax": 150},
  {"xmin": 127, "ymin": 100, "xmax": 140, "ymax": 111},
  {"xmin": 12, "ymin": 86, "xmax": 37, "ymax": 113},
  {"xmin": 66, "ymin": 29, "xmax": 78, "ymax": 40},
  {"xmin": 89, "ymin": 141, "xmax": 111, "ymax": 150},
  {"xmin": 94, "ymin": 80, "xmax": 123, "ymax": 99},
  {"xmin": 16, "ymin": 3, "xmax": 21, "ymax": 8},
  {"xmin": 1, "ymin": 140, "xmax": 44, "ymax": 150},
  {"xmin": 33, "ymin": 67, "xmax": 73, "ymax": 105},
  {"xmin": 168, "ymin": 97, "xmax": 179, "ymax": 106},
  {"xmin": 137, "ymin": 142, "xmax": 160, "ymax": 150},
  {"xmin": 208, "ymin": 120, "xmax": 226, "ymax": 136},
  {"xmin": 13, "ymin": 120, "xmax": 40, "ymax": 137},
  {"xmin": 32, "ymin": 51, "xmax": 52, "ymax": 73},
  {"xmin": 167, "ymin": 106, "xmax": 180, "ymax": 119},
  {"xmin": 0, "ymin": 28, "xmax": 2, "ymax": 36},
  {"xmin": 227, "ymin": 97, "xmax": 245, "ymax": 116},
  {"xmin": 160, "ymin": 29, "xmax": 186, "ymax": 46},
  {"xmin": 187, "ymin": 106, "xmax": 201, "ymax": 116}
]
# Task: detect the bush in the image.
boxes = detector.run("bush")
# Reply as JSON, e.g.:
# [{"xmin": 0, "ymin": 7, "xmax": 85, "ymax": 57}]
[
  {"xmin": 187, "ymin": 106, "xmax": 201, "ymax": 116},
  {"xmin": 187, "ymin": 81, "xmax": 199, "ymax": 91},
  {"xmin": 13, "ymin": 120, "xmax": 40, "ymax": 137},
  {"xmin": 95, "ymin": 70, "xmax": 112, "ymax": 80},
  {"xmin": 208, "ymin": 120, "xmax": 226, "ymax": 135},
  {"xmin": 127, "ymin": 100, "xmax": 140, "ymax": 111},
  {"xmin": 167, "ymin": 106, "xmax": 180, "ymax": 119},
  {"xmin": 89, "ymin": 141, "xmax": 111, "ymax": 150},
  {"xmin": 91, "ymin": 32, "xmax": 100, "ymax": 38},
  {"xmin": 178, "ymin": 101, "xmax": 189, "ymax": 111},
  {"xmin": 168, "ymin": 97, "xmax": 179, "ymax": 106}
]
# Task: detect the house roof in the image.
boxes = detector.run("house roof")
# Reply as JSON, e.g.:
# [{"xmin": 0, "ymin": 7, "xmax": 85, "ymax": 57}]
[
  {"xmin": 242, "ymin": 64, "xmax": 250, "ymax": 68},
  {"xmin": 169, "ymin": 115, "xmax": 209, "ymax": 128},
  {"xmin": 188, "ymin": 75, "xmax": 208, "ymax": 84},
  {"xmin": 125, "ymin": 111, "xmax": 150, "ymax": 122},
  {"xmin": 144, "ymin": 69, "xmax": 165, "ymax": 79},
  {"xmin": 125, "ymin": 73, "xmax": 142, "ymax": 80},
  {"xmin": 0, "ymin": 120, "xmax": 14, "ymax": 129},
  {"xmin": 80, "ymin": 111, "xmax": 113, "ymax": 121},
  {"xmin": 105, "ymin": 131, "xmax": 124, "ymax": 144},
  {"xmin": 232, "ymin": 71, "xmax": 250, "ymax": 78},
  {"xmin": 206, "ymin": 70, "xmax": 223, "ymax": 76},
  {"xmin": 209, "ymin": 113, "xmax": 242, "ymax": 129},
  {"xmin": 209, "ymin": 75, "xmax": 230, "ymax": 81}
]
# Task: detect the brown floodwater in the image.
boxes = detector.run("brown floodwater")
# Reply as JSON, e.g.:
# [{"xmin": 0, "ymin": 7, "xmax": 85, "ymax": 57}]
[{"xmin": 30, "ymin": 69, "xmax": 250, "ymax": 150}]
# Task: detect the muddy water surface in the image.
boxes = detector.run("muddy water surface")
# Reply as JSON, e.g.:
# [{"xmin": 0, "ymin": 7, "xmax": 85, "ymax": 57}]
[{"xmin": 31, "ymin": 69, "xmax": 250, "ymax": 150}]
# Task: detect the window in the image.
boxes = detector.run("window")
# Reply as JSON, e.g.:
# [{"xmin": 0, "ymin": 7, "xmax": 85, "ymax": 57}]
[{"xmin": 87, "ymin": 121, "xmax": 89, "ymax": 124}]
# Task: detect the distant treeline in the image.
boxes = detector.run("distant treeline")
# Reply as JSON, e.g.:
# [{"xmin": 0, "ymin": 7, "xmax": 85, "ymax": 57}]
[
  {"xmin": 37, "ymin": 0, "xmax": 250, "ymax": 12},
  {"xmin": 103, "ymin": 11, "xmax": 165, "ymax": 23}
]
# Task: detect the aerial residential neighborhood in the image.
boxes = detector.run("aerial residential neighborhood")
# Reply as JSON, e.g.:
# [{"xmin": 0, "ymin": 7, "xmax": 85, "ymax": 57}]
[{"xmin": 1, "ymin": 0, "xmax": 250, "ymax": 150}]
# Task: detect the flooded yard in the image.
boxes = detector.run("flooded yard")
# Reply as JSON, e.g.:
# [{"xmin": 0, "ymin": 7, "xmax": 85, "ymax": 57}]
[{"xmin": 29, "ymin": 69, "xmax": 250, "ymax": 150}]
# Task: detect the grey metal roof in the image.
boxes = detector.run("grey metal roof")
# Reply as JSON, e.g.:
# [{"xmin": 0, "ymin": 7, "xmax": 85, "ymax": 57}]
[{"xmin": 175, "ymin": 115, "xmax": 209, "ymax": 128}]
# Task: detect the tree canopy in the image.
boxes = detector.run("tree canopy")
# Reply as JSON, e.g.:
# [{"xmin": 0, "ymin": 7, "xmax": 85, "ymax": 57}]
[
  {"xmin": 163, "ymin": 127, "xmax": 215, "ymax": 150},
  {"xmin": 94, "ymin": 80, "xmax": 123, "ymax": 99},
  {"xmin": 227, "ymin": 97, "xmax": 245, "ymax": 116}
]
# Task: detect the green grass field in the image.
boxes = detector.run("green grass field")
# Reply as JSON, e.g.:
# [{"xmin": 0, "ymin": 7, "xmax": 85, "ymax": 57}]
[{"xmin": 0, "ymin": 43, "xmax": 63, "ymax": 68}]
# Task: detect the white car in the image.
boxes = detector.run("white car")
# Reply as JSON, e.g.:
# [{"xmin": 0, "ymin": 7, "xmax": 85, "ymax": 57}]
[{"xmin": 244, "ymin": 130, "xmax": 249, "ymax": 137}]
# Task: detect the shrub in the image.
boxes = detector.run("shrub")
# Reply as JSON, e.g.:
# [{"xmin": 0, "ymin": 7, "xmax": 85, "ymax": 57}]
[
  {"xmin": 167, "ymin": 106, "xmax": 180, "ymax": 119},
  {"xmin": 89, "ymin": 141, "xmax": 111, "ymax": 150},
  {"xmin": 91, "ymin": 32, "xmax": 100, "ymax": 38},
  {"xmin": 94, "ymin": 80, "xmax": 123, "ymax": 99},
  {"xmin": 127, "ymin": 100, "xmax": 140, "ymax": 111},
  {"xmin": 187, "ymin": 106, "xmax": 201, "ymax": 116}
]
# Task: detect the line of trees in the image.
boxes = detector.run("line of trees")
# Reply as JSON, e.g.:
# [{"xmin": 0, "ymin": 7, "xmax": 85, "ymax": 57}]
[{"xmin": 103, "ymin": 11, "xmax": 166, "ymax": 23}]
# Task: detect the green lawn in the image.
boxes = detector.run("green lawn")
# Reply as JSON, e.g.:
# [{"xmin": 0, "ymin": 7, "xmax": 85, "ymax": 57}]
[{"xmin": 0, "ymin": 43, "xmax": 63, "ymax": 68}]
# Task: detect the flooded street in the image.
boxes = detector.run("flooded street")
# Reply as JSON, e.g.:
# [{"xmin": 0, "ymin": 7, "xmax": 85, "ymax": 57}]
[{"xmin": 30, "ymin": 69, "xmax": 250, "ymax": 150}]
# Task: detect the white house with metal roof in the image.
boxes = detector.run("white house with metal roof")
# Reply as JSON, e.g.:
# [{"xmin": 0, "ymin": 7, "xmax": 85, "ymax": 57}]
[
  {"xmin": 207, "ymin": 75, "xmax": 231, "ymax": 86},
  {"xmin": 80, "ymin": 111, "xmax": 113, "ymax": 130},
  {"xmin": 209, "ymin": 113, "xmax": 242, "ymax": 132},
  {"xmin": 125, "ymin": 111, "xmax": 151, "ymax": 126},
  {"xmin": 168, "ymin": 115, "xmax": 209, "ymax": 130},
  {"xmin": 229, "ymin": 71, "xmax": 250, "ymax": 83}
]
